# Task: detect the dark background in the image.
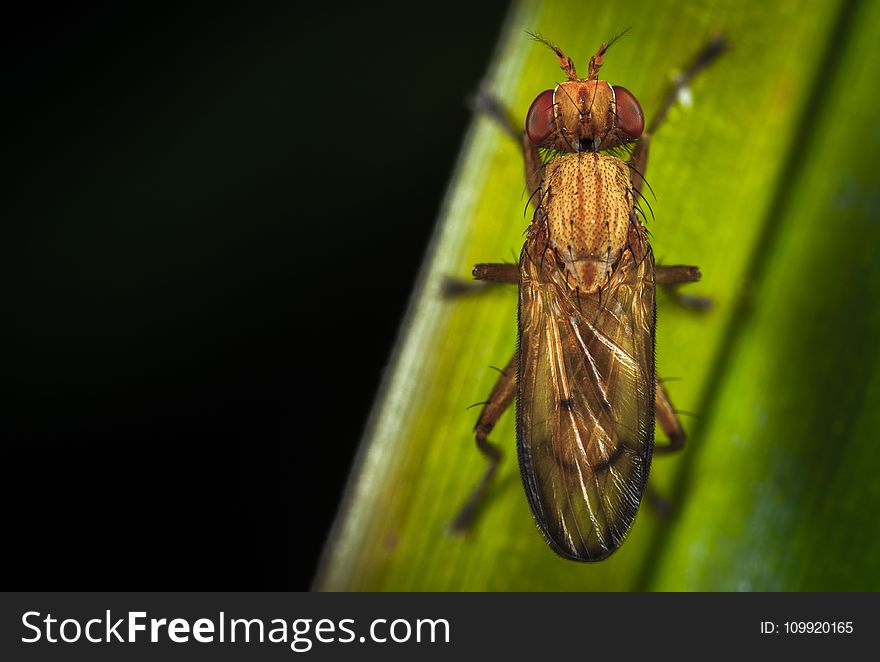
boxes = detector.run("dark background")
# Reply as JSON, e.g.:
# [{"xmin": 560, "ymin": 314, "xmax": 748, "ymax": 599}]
[{"xmin": 5, "ymin": 2, "xmax": 509, "ymax": 588}]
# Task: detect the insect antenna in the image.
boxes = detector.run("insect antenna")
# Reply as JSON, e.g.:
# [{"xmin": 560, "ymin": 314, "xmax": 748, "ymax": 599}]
[
  {"xmin": 604, "ymin": 26, "xmax": 632, "ymax": 52},
  {"xmin": 528, "ymin": 31, "xmax": 579, "ymax": 80},
  {"xmin": 586, "ymin": 27, "xmax": 629, "ymax": 81}
]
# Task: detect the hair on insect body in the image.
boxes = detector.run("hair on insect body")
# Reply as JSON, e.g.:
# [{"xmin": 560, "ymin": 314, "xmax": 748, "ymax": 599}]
[{"xmin": 450, "ymin": 33, "xmax": 728, "ymax": 561}]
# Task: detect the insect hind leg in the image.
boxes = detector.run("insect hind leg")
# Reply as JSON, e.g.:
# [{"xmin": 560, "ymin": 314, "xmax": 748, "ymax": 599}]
[
  {"xmin": 644, "ymin": 380, "xmax": 688, "ymax": 518},
  {"xmin": 449, "ymin": 353, "xmax": 518, "ymax": 534},
  {"xmin": 654, "ymin": 380, "xmax": 685, "ymax": 453}
]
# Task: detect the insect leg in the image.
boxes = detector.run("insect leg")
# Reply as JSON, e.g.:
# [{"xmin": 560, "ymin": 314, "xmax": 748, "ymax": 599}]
[
  {"xmin": 653, "ymin": 381, "xmax": 685, "ymax": 453},
  {"xmin": 655, "ymin": 265, "xmax": 700, "ymax": 285},
  {"xmin": 646, "ymin": 34, "xmax": 729, "ymax": 138},
  {"xmin": 645, "ymin": 485, "xmax": 673, "ymax": 519},
  {"xmin": 473, "ymin": 262, "xmax": 518, "ymax": 283},
  {"xmin": 520, "ymin": 133, "xmax": 544, "ymax": 203},
  {"xmin": 628, "ymin": 35, "xmax": 729, "ymax": 196},
  {"xmin": 471, "ymin": 91, "xmax": 544, "ymax": 207},
  {"xmin": 444, "ymin": 95, "xmax": 542, "ymax": 299},
  {"xmin": 450, "ymin": 352, "xmax": 518, "ymax": 534},
  {"xmin": 656, "ymin": 264, "xmax": 712, "ymax": 310},
  {"xmin": 441, "ymin": 262, "xmax": 518, "ymax": 298},
  {"xmin": 646, "ymin": 380, "xmax": 687, "ymax": 516}
]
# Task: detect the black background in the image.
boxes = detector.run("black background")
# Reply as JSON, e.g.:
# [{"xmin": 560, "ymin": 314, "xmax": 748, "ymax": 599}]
[{"xmin": 5, "ymin": 2, "xmax": 509, "ymax": 588}]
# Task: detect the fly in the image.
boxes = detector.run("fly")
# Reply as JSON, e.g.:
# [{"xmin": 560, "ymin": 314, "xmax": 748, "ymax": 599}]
[{"xmin": 451, "ymin": 34, "xmax": 727, "ymax": 561}]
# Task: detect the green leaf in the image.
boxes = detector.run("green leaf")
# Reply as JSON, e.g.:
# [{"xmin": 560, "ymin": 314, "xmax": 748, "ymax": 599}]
[{"xmin": 315, "ymin": 0, "xmax": 880, "ymax": 591}]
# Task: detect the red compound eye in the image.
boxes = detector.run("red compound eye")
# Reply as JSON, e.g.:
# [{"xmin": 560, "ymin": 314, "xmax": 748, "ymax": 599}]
[
  {"xmin": 612, "ymin": 85, "xmax": 644, "ymax": 139},
  {"xmin": 526, "ymin": 89, "xmax": 556, "ymax": 145}
]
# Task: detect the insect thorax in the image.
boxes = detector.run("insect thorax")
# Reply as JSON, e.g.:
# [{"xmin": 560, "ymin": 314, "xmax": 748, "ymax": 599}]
[{"xmin": 538, "ymin": 152, "xmax": 634, "ymax": 293}]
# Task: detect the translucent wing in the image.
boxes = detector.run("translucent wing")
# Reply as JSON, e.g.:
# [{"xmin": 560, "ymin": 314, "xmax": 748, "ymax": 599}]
[{"xmin": 517, "ymin": 224, "xmax": 656, "ymax": 561}]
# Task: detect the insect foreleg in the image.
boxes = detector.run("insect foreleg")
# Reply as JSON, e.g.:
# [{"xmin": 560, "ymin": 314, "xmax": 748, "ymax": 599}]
[
  {"xmin": 470, "ymin": 91, "xmax": 520, "ymax": 141},
  {"xmin": 450, "ymin": 352, "xmax": 518, "ymax": 534},
  {"xmin": 646, "ymin": 34, "xmax": 729, "ymax": 138},
  {"xmin": 471, "ymin": 91, "xmax": 544, "ymax": 207},
  {"xmin": 628, "ymin": 35, "xmax": 729, "ymax": 197}
]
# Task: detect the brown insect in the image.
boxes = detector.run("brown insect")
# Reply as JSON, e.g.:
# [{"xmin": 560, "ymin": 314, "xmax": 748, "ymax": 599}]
[{"xmin": 452, "ymin": 34, "xmax": 727, "ymax": 561}]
